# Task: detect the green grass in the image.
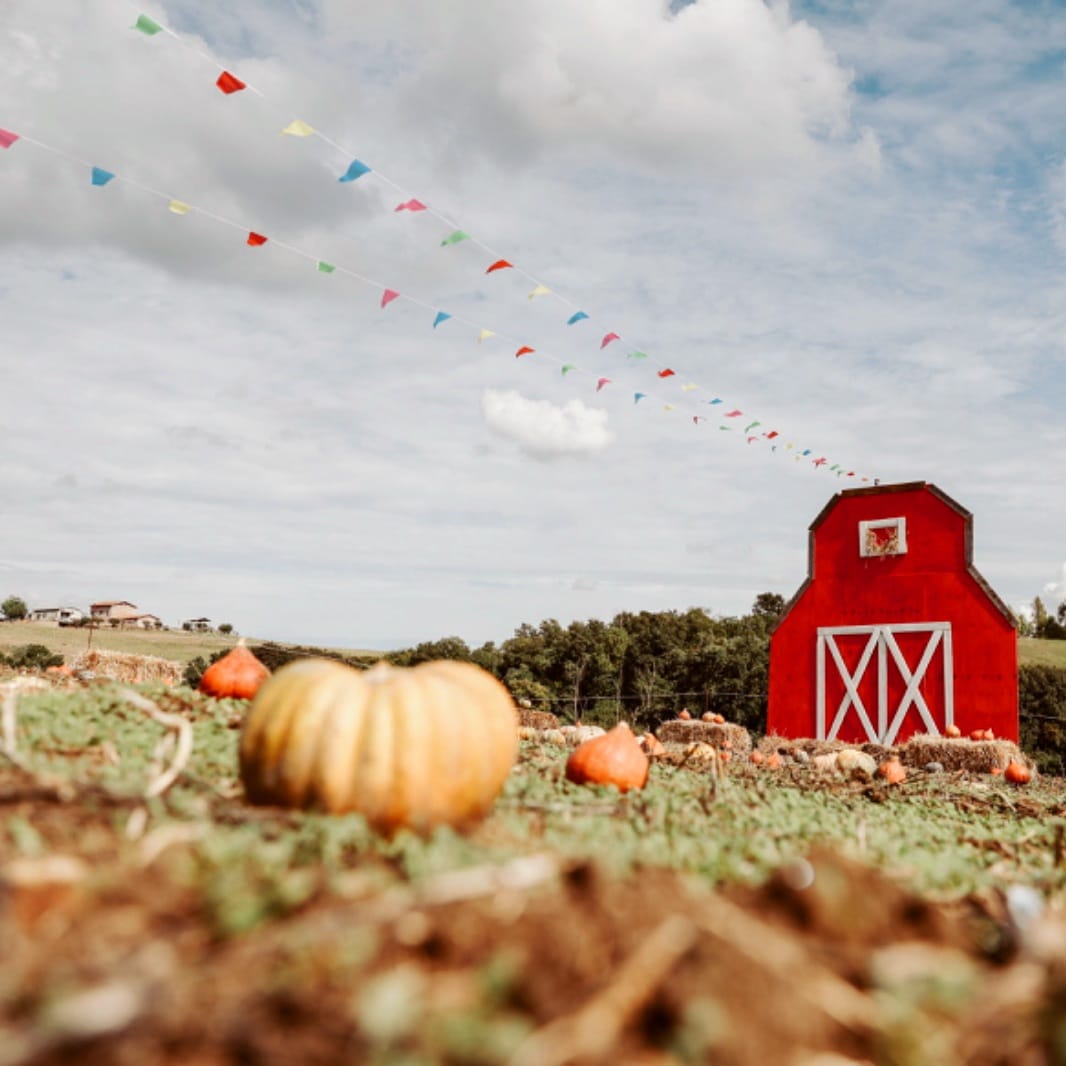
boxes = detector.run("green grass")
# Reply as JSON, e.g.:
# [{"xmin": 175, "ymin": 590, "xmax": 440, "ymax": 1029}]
[{"xmin": 1018, "ymin": 637, "xmax": 1066, "ymax": 669}]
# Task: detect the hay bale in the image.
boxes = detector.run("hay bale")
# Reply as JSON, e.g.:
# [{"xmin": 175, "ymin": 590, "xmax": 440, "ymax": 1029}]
[
  {"xmin": 902, "ymin": 733, "xmax": 1023, "ymax": 773},
  {"xmin": 657, "ymin": 719, "xmax": 752, "ymax": 754},
  {"xmin": 517, "ymin": 708, "xmax": 560, "ymax": 730},
  {"xmin": 659, "ymin": 742, "xmax": 720, "ymax": 771},
  {"xmin": 69, "ymin": 650, "xmax": 183, "ymax": 686}
]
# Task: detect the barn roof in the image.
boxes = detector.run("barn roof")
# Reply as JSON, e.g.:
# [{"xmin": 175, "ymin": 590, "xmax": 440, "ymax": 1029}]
[{"xmin": 777, "ymin": 481, "xmax": 1015, "ymax": 629}]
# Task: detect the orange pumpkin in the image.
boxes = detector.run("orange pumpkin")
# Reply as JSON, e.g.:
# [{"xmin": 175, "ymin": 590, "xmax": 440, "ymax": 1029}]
[
  {"xmin": 565, "ymin": 723, "xmax": 648, "ymax": 793},
  {"xmin": 713, "ymin": 713, "xmax": 725, "ymax": 724},
  {"xmin": 1004, "ymin": 760, "xmax": 1031, "ymax": 785},
  {"xmin": 199, "ymin": 640, "xmax": 270, "ymax": 700},
  {"xmin": 642, "ymin": 733, "xmax": 666, "ymax": 757},
  {"xmin": 750, "ymin": 750, "xmax": 765, "ymax": 765},
  {"xmin": 983, "ymin": 729, "xmax": 995, "ymax": 741},
  {"xmin": 970, "ymin": 729, "xmax": 986, "ymax": 742},
  {"xmin": 701, "ymin": 712, "xmax": 714, "ymax": 722},
  {"xmin": 878, "ymin": 758, "xmax": 907, "ymax": 785},
  {"xmin": 944, "ymin": 723, "xmax": 961, "ymax": 738},
  {"xmin": 239, "ymin": 658, "xmax": 518, "ymax": 835},
  {"xmin": 765, "ymin": 752, "xmax": 783, "ymax": 770},
  {"xmin": 678, "ymin": 709, "xmax": 692, "ymax": 721}
]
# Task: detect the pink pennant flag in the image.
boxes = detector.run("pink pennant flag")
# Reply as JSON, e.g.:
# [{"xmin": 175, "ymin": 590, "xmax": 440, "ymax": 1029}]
[
  {"xmin": 813, "ymin": 457, "xmax": 827, "ymax": 467},
  {"xmin": 515, "ymin": 346, "xmax": 535, "ymax": 358},
  {"xmin": 394, "ymin": 199, "xmax": 427, "ymax": 212},
  {"xmin": 600, "ymin": 332, "xmax": 620, "ymax": 349},
  {"xmin": 747, "ymin": 436, "xmax": 758, "ymax": 443},
  {"xmin": 486, "ymin": 259, "xmax": 514, "ymax": 274},
  {"xmin": 0, "ymin": 127, "xmax": 19, "ymax": 149},
  {"xmin": 724, "ymin": 409, "xmax": 743, "ymax": 417},
  {"xmin": 246, "ymin": 231, "xmax": 268, "ymax": 246},
  {"xmin": 657, "ymin": 368, "xmax": 676, "ymax": 378},
  {"xmin": 381, "ymin": 288, "xmax": 400, "ymax": 308},
  {"xmin": 693, "ymin": 416, "xmax": 703, "ymax": 425},
  {"xmin": 596, "ymin": 377, "xmax": 611, "ymax": 392},
  {"xmin": 216, "ymin": 70, "xmax": 247, "ymax": 94}
]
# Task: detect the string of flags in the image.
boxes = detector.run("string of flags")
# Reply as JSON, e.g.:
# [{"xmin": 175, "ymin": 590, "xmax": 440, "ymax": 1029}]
[{"xmin": 0, "ymin": 8, "xmax": 870, "ymax": 481}]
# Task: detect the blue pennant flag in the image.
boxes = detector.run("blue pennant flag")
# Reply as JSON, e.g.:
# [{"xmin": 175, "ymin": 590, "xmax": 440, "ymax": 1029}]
[
  {"xmin": 91, "ymin": 167, "xmax": 115, "ymax": 186},
  {"xmin": 567, "ymin": 311, "xmax": 589, "ymax": 325},
  {"xmin": 432, "ymin": 311, "xmax": 451, "ymax": 329},
  {"xmin": 338, "ymin": 160, "xmax": 371, "ymax": 183},
  {"xmin": 634, "ymin": 392, "xmax": 646, "ymax": 404}
]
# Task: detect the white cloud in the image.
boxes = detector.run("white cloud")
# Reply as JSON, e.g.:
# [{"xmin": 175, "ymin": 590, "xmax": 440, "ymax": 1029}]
[{"xmin": 480, "ymin": 390, "xmax": 614, "ymax": 459}]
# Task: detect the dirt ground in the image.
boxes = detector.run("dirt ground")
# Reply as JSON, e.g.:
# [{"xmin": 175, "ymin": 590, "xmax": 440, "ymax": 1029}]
[{"xmin": 3, "ymin": 757, "xmax": 1066, "ymax": 1066}]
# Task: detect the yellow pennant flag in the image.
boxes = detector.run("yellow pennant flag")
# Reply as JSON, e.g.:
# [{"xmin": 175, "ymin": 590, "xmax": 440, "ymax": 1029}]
[
  {"xmin": 281, "ymin": 119, "xmax": 315, "ymax": 137},
  {"xmin": 168, "ymin": 200, "xmax": 190, "ymax": 215},
  {"xmin": 528, "ymin": 284, "xmax": 551, "ymax": 300},
  {"xmin": 477, "ymin": 329, "xmax": 495, "ymax": 343},
  {"xmin": 663, "ymin": 404, "xmax": 674, "ymax": 412},
  {"xmin": 681, "ymin": 383, "xmax": 698, "ymax": 392}
]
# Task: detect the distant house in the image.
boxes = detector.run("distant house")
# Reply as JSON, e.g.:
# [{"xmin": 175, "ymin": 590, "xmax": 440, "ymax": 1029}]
[
  {"xmin": 124, "ymin": 614, "xmax": 163, "ymax": 630},
  {"xmin": 29, "ymin": 607, "xmax": 85, "ymax": 626},
  {"xmin": 183, "ymin": 617, "xmax": 213, "ymax": 632},
  {"xmin": 90, "ymin": 601, "xmax": 141, "ymax": 625}
]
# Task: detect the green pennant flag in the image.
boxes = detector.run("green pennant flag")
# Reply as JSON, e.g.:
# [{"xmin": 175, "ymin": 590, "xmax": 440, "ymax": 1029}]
[
  {"xmin": 316, "ymin": 261, "xmax": 336, "ymax": 273},
  {"xmin": 627, "ymin": 350, "xmax": 648, "ymax": 359},
  {"xmin": 440, "ymin": 230, "xmax": 470, "ymax": 247},
  {"xmin": 133, "ymin": 13, "xmax": 163, "ymax": 35}
]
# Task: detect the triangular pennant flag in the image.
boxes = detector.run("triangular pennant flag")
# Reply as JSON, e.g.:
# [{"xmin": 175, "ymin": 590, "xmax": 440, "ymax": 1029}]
[
  {"xmin": 216, "ymin": 71, "xmax": 246, "ymax": 95},
  {"xmin": 747, "ymin": 436, "xmax": 759, "ymax": 443},
  {"xmin": 600, "ymin": 332, "xmax": 620, "ymax": 349},
  {"xmin": 627, "ymin": 351, "xmax": 648, "ymax": 359},
  {"xmin": 281, "ymin": 119, "xmax": 315, "ymax": 137},
  {"xmin": 830, "ymin": 464, "xmax": 840, "ymax": 472},
  {"xmin": 681, "ymin": 383, "xmax": 698, "ymax": 392},
  {"xmin": 813, "ymin": 457, "xmax": 827, "ymax": 466},
  {"xmin": 596, "ymin": 377, "xmax": 611, "ymax": 392},
  {"xmin": 693, "ymin": 416, "xmax": 703, "ymax": 425},
  {"xmin": 719, "ymin": 425, "xmax": 732, "ymax": 431},
  {"xmin": 744, "ymin": 421, "xmax": 761, "ymax": 433},
  {"xmin": 765, "ymin": 430, "xmax": 779, "ymax": 440},
  {"xmin": 441, "ymin": 230, "xmax": 470, "ymax": 246},
  {"xmin": 395, "ymin": 199, "xmax": 427, "ymax": 212},
  {"xmin": 316, "ymin": 261, "xmax": 335, "ymax": 273},
  {"xmin": 486, "ymin": 259, "xmax": 513, "ymax": 273},
  {"xmin": 339, "ymin": 159, "xmax": 371, "ymax": 182},
  {"xmin": 477, "ymin": 329, "xmax": 495, "ymax": 343},
  {"xmin": 707, "ymin": 398, "xmax": 723, "ymax": 405},
  {"xmin": 561, "ymin": 364, "xmax": 576, "ymax": 375},
  {"xmin": 801, "ymin": 449, "xmax": 812, "ymax": 456},
  {"xmin": 657, "ymin": 368, "xmax": 676, "ymax": 378},
  {"xmin": 567, "ymin": 311, "xmax": 589, "ymax": 325},
  {"xmin": 634, "ymin": 393, "xmax": 646, "ymax": 404},
  {"xmin": 432, "ymin": 311, "xmax": 451, "ymax": 329},
  {"xmin": 724, "ymin": 409, "xmax": 743, "ymax": 417},
  {"xmin": 515, "ymin": 346, "xmax": 535, "ymax": 358},
  {"xmin": 528, "ymin": 284, "xmax": 551, "ymax": 299},
  {"xmin": 381, "ymin": 288, "xmax": 400, "ymax": 308},
  {"xmin": 167, "ymin": 200, "xmax": 190, "ymax": 215},
  {"xmin": 133, "ymin": 13, "xmax": 163, "ymax": 35},
  {"xmin": 0, "ymin": 128, "xmax": 20, "ymax": 149},
  {"xmin": 246, "ymin": 231, "xmax": 268, "ymax": 246},
  {"xmin": 663, "ymin": 404, "xmax": 674, "ymax": 412},
  {"xmin": 90, "ymin": 167, "xmax": 115, "ymax": 186}
]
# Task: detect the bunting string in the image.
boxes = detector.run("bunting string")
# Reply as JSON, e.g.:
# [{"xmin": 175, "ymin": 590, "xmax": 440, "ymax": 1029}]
[{"xmin": 0, "ymin": 6, "xmax": 872, "ymax": 480}]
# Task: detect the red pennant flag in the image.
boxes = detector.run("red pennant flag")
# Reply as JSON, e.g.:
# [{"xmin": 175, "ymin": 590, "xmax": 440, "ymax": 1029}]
[
  {"xmin": 394, "ymin": 199, "xmax": 427, "ymax": 212},
  {"xmin": 596, "ymin": 377, "xmax": 611, "ymax": 391},
  {"xmin": 246, "ymin": 231, "xmax": 268, "ymax": 246},
  {"xmin": 216, "ymin": 70, "xmax": 247, "ymax": 94},
  {"xmin": 765, "ymin": 430, "xmax": 779, "ymax": 439},
  {"xmin": 693, "ymin": 416, "xmax": 703, "ymax": 425},
  {"xmin": 657, "ymin": 368, "xmax": 675, "ymax": 378},
  {"xmin": 381, "ymin": 288, "xmax": 400, "ymax": 308},
  {"xmin": 813, "ymin": 457, "xmax": 827, "ymax": 466},
  {"xmin": 600, "ymin": 332, "xmax": 620, "ymax": 349},
  {"xmin": 515, "ymin": 346, "xmax": 535, "ymax": 358},
  {"xmin": 724, "ymin": 409, "xmax": 743, "ymax": 417},
  {"xmin": 486, "ymin": 259, "xmax": 513, "ymax": 273}
]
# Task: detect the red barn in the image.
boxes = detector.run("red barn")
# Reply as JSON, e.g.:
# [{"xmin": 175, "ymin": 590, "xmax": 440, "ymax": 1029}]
[{"xmin": 767, "ymin": 482, "xmax": 1017, "ymax": 744}]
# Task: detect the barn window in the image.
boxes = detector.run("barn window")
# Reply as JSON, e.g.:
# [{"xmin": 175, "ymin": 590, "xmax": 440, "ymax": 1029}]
[{"xmin": 859, "ymin": 517, "xmax": 907, "ymax": 557}]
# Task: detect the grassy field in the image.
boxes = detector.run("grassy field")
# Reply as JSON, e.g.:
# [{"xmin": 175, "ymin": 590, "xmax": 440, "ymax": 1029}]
[
  {"xmin": 0, "ymin": 679, "xmax": 1064, "ymax": 1064},
  {"xmin": 0, "ymin": 621, "xmax": 246, "ymax": 663},
  {"xmin": 1018, "ymin": 636, "xmax": 1066, "ymax": 668}
]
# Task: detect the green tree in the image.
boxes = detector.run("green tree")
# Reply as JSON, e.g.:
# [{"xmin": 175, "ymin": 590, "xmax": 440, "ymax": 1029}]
[
  {"xmin": 1, "ymin": 596, "xmax": 28, "ymax": 621},
  {"xmin": 218, "ymin": 623, "xmax": 234, "ymax": 635},
  {"xmin": 1033, "ymin": 596, "xmax": 1050, "ymax": 638}
]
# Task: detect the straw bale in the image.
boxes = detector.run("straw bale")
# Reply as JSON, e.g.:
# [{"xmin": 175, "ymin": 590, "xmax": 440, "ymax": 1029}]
[
  {"xmin": 659, "ymin": 742, "xmax": 720, "ymax": 771},
  {"xmin": 656, "ymin": 720, "xmax": 752, "ymax": 754},
  {"xmin": 902, "ymin": 733, "xmax": 1024, "ymax": 773},
  {"xmin": 69, "ymin": 650, "xmax": 183, "ymax": 686},
  {"xmin": 517, "ymin": 708, "xmax": 560, "ymax": 730}
]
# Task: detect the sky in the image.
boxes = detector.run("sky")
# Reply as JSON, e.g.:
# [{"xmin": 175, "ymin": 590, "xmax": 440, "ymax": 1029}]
[{"xmin": 1, "ymin": 0, "xmax": 1064, "ymax": 649}]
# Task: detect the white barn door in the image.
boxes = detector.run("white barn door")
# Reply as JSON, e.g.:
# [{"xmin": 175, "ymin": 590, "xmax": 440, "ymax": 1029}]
[{"xmin": 816, "ymin": 623, "xmax": 954, "ymax": 744}]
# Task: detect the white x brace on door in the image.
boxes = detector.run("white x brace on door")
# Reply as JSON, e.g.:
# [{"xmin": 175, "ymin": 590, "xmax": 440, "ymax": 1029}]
[{"xmin": 816, "ymin": 623, "xmax": 954, "ymax": 744}]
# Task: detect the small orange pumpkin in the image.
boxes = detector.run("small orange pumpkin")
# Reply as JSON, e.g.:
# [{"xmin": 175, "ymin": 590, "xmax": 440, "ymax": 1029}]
[
  {"xmin": 713, "ymin": 713, "xmax": 725, "ymax": 724},
  {"xmin": 199, "ymin": 640, "xmax": 270, "ymax": 700},
  {"xmin": 750, "ymin": 750, "xmax": 765, "ymax": 765},
  {"xmin": 878, "ymin": 758, "xmax": 907, "ymax": 785},
  {"xmin": 765, "ymin": 752, "xmax": 783, "ymax": 770},
  {"xmin": 944, "ymin": 723, "xmax": 961, "ymax": 738},
  {"xmin": 678, "ymin": 709, "xmax": 692, "ymax": 721},
  {"xmin": 970, "ymin": 729, "xmax": 986, "ymax": 742},
  {"xmin": 642, "ymin": 733, "xmax": 666, "ymax": 756},
  {"xmin": 701, "ymin": 712, "xmax": 714, "ymax": 722},
  {"xmin": 983, "ymin": 729, "xmax": 995, "ymax": 741},
  {"xmin": 565, "ymin": 723, "xmax": 649, "ymax": 793},
  {"xmin": 1004, "ymin": 760, "xmax": 1031, "ymax": 785},
  {"xmin": 990, "ymin": 766, "xmax": 1003, "ymax": 776}
]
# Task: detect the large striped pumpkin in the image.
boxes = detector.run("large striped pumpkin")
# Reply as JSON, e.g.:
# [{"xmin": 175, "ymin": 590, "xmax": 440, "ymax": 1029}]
[{"xmin": 238, "ymin": 658, "xmax": 519, "ymax": 835}]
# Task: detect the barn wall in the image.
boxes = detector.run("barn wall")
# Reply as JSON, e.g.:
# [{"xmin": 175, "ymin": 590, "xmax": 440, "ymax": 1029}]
[{"xmin": 767, "ymin": 486, "xmax": 1018, "ymax": 742}]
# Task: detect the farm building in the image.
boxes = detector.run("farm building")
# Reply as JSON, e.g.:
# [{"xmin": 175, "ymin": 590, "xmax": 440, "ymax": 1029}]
[
  {"xmin": 90, "ymin": 600, "xmax": 140, "ymax": 623},
  {"xmin": 767, "ymin": 482, "xmax": 1017, "ymax": 744},
  {"xmin": 28, "ymin": 606, "xmax": 84, "ymax": 625}
]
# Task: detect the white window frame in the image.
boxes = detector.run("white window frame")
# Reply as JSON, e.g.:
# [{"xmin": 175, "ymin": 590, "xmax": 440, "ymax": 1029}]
[{"xmin": 859, "ymin": 516, "xmax": 907, "ymax": 557}]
